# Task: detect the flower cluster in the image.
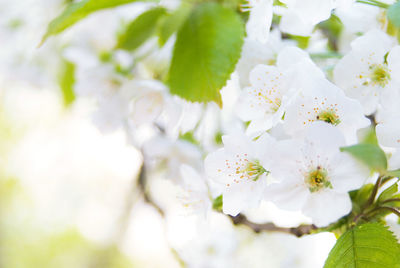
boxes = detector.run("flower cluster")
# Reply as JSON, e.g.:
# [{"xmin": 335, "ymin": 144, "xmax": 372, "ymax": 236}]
[
  {"xmin": 206, "ymin": 43, "xmax": 375, "ymax": 225},
  {"xmin": 5, "ymin": 0, "xmax": 400, "ymax": 266}
]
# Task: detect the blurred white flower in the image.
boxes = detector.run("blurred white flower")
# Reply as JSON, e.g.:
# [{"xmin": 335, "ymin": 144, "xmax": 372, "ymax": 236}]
[
  {"xmin": 277, "ymin": 0, "xmax": 336, "ymax": 36},
  {"xmin": 177, "ymin": 164, "xmax": 211, "ymax": 218},
  {"xmin": 242, "ymin": 0, "xmax": 273, "ymax": 44}
]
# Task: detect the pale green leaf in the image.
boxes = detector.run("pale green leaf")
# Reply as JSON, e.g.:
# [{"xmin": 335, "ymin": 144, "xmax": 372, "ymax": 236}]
[
  {"xmin": 117, "ymin": 7, "xmax": 167, "ymax": 51},
  {"xmin": 58, "ymin": 59, "xmax": 76, "ymax": 107},
  {"xmin": 340, "ymin": 144, "xmax": 387, "ymax": 172},
  {"xmin": 378, "ymin": 182, "xmax": 398, "ymax": 203},
  {"xmin": 167, "ymin": 2, "xmax": 244, "ymax": 106},
  {"xmin": 388, "ymin": 1, "xmax": 400, "ymax": 28},
  {"xmin": 157, "ymin": 3, "xmax": 193, "ymax": 46},
  {"xmin": 42, "ymin": 0, "xmax": 154, "ymax": 43},
  {"xmin": 388, "ymin": 169, "xmax": 400, "ymax": 178},
  {"xmin": 324, "ymin": 223, "xmax": 400, "ymax": 268},
  {"xmin": 212, "ymin": 195, "xmax": 223, "ymax": 211}
]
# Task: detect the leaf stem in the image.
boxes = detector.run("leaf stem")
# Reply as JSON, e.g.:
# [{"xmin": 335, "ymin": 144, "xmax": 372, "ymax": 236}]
[
  {"xmin": 363, "ymin": 175, "xmax": 383, "ymax": 210},
  {"xmin": 366, "ymin": 206, "xmax": 400, "ymax": 218},
  {"xmin": 379, "ymin": 198, "xmax": 400, "ymax": 205},
  {"xmin": 356, "ymin": 0, "xmax": 390, "ymax": 8}
]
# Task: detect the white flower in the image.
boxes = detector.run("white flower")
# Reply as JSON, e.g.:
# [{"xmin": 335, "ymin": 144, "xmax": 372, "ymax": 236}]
[
  {"xmin": 175, "ymin": 213, "xmax": 238, "ymax": 268},
  {"xmin": 128, "ymin": 80, "xmax": 166, "ymax": 126},
  {"xmin": 376, "ymin": 88, "xmax": 400, "ymax": 148},
  {"xmin": 283, "ymin": 76, "xmax": 369, "ymax": 143},
  {"xmin": 143, "ymin": 136, "xmax": 203, "ymax": 183},
  {"xmin": 177, "ymin": 164, "xmax": 211, "ymax": 217},
  {"xmin": 242, "ymin": 0, "xmax": 273, "ymax": 44},
  {"xmin": 335, "ymin": 2, "xmax": 392, "ymax": 34},
  {"xmin": 235, "ymin": 46, "xmax": 323, "ymax": 136},
  {"xmin": 265, "ymin": 122, "xmax": 368, "ymax": 226},
  {"xmin": 204, "ymin": 133, "xmax": 274, "ymax": 216},
  {"xmin": 334, "ymin": 30, "xmax": 400, "ymax": 115},
  {"xmin": 277, "ymin": 0, "xmax": 336, "ymax": 36},
  {"xmin": 235, "ymin": 29, "xmax": 295, "ymax": 88}
]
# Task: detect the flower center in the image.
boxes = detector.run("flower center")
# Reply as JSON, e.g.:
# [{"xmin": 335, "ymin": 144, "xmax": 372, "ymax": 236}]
[
  {"xmin": 235, "ymin": 159, "xmax": 267, "ymax": 181},
  {"xmin": 368, "ymin": 64, "xmax": 391, "ymax": 87},
  {"xmin": 255, "ymin": 91, "xmax": 282, "ymax": 112},
  {"xmin": 305, "ymin": 166, "xmax": 332, "ymax": 193},
  {"xmin": 316, "ymin": 109, "xmax": 341, "ymax": 126}
]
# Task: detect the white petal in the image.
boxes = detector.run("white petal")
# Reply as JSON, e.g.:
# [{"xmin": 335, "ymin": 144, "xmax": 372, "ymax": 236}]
[
  {"xmin": 329, "ymin": 153, "xmax": 368, "ymax": 192},
  {"xmin": 303, "ymin": 191, "xmax": 352, "ymax": 226}
]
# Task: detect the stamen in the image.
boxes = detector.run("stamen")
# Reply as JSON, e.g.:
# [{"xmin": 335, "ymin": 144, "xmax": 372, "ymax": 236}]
[{"xmin": 305, "ymin": 167, "xmax": 332, "ymax": 192}]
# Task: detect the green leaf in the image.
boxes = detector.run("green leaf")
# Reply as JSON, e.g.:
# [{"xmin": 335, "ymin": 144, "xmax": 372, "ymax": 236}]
[
  {"xmin": 388, "ymin": 1, "xmax": 400, "ymax": 28},
  {"xmin": 212, "ymin": 195, "xmax": 223, "ymax": 211},
  {"xmin": 387, "ymin": 169, "xmax": 400, "ymax": 178},
  {"xmin": 41, "ymin": 0, "xmax": 153, "ymax": 44},
  {"xmin": 324, "ymin": 223, "xmax": 400, "ymax": 268},
  {"xmin": 340, "ymin": 144, "xmax": 387, "ymax": 172},
  {"xmin": 179, "ymin": 131, "xmax": 199, "ymax": 145},
  {"xmin": 117, "ymin": 7, "xmax": 167, "ymax": 51},
  {"xmin": 360, "ymin": 126, "xmax": 379, "ymax": 145},
  {"xmin": 167, "ymin": 2, "xmax": 244, "ymax": 106},
  {"xmin": 157, "ymin": 3, "xmax": 193, "ymax": 46},
  {"xmin": 58, "ymin": 59, "xmax": 76, "ymax": 107},
  {"xmin": 350, "ymin": 183, "xmax": 374, "ymax": 214},
  {"xmin": 317, "ymin": 14, "xmax": 343, "ymax": 51},
  {"xmin": 378, "ymin": 182, "xmax": 398, "ymax": 203}
]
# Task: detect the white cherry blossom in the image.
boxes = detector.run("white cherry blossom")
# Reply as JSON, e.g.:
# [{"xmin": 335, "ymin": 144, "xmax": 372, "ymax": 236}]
[
  {"xmin": 283, "ymin": 76, "xmax": 369, "ymax": 143},
  {"xmin": 376, "ymin": 88, "xmax": 400, "ymax": 148},
  {"xmin": 235, "ymin": 46, "xmax": 323, "ymax": 136},
  {"xmin": 334, "ymin": 30, "xmax": 400, "ymax": 115},
  {"xmin": 204, "ymin": 133, "xmax": 274, "ymax": 216},
  {"xmin": 242, "ymin": 0, "xmax": 273, "ymax": 44},
  {"xmin": 177, "ymin": 164, "xmax": 211, "ymax": 217},
  {"xmin": 277, "ymin": 0, "xmax": 336, "ymax": 36},
  {"xmin": 265, "ymin": 123, "xmax": 368, "ymax": 226}
]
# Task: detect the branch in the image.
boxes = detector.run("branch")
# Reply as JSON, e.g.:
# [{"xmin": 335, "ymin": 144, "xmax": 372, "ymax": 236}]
[
  {"xmin": 229, "ymin": 214, "xmax": 317, "ymax": 237},
  {"xmin": 137, "ymin": 161, "xmax": 165, "ymax": 217}
]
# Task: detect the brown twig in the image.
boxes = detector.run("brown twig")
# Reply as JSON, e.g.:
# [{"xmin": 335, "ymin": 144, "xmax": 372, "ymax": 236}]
[
  {"xmin": 137, "ymin": 161, "xmax": 165, "ymax": 217},
  {"xmin": 229, "ymin": 214, "xmax": 318, "ymax": 237}
]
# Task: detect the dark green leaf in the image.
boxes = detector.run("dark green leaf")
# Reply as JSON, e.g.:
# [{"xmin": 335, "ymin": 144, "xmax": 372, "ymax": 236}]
[
  {"xmin": 157, "ymin": 3, "xmax": 193, "ymax": 46},
  {"xmin": 340, "ymin": 144, "xmax": 387, "ymax": 172},
  {"xmin": 58, "ymin": 59, "xmax": 76, "ymax": 107},
  {"xmin": 42, "ymin": 0, "xmax": 154, "ymax": 43},
  {"xmin": 324, "ymin": 223, "xmax": 400, "ymax": 268},
  {"xmin": 117, "ymin": 7, "xmax": 167, "ymax": 51},
  {"xmin": 388, "ymin": 1, "xmax": 400, "ymax": 28},
  {"xmin": 167, "ymin": 2, "xmax": 244, "ymax": 106}
]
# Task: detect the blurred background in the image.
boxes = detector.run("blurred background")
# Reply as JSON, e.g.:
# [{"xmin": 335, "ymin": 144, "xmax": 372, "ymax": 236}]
[{"xmin": 0, "ymin": 1, "xmax": 340, "ymax": 267}]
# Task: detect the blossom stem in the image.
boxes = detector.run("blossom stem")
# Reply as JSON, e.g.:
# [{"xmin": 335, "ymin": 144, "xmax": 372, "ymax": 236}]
[
  {"xmin": 363, "ymin": 175, "xmax": 383, "ymax": 210},
  {"xmin": 379, "ymin": 198, "xmax": 400, "ymax": 205},
  {"xmin": 366, "ymin": 206, "xmax": 400, "ymax": 218},
  {"xmin": 356, "ymin": 0, "xmax": 390, "ymax": 8},
  {"xmin": 310, "ymin": 52, "xmax": 342, "ymax": 59}
]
